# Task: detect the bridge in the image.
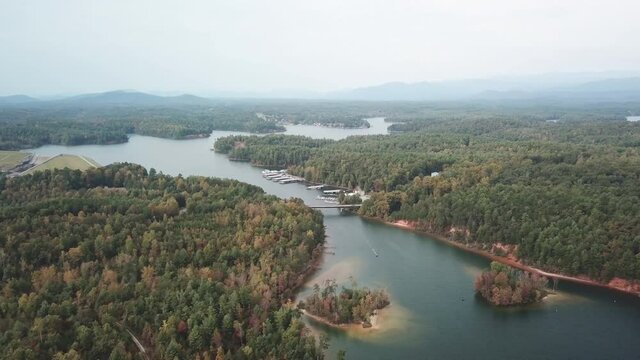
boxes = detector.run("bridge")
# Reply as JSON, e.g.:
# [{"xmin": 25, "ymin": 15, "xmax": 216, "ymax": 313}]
[{"xmin": 308, "ymin": 204, "xmax": 362, "ymax": 209}]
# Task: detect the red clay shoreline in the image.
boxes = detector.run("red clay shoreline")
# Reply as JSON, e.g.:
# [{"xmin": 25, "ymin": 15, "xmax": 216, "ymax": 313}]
[{"xmin": 362, "ymin": 216, "xmax": 640, "ymax": 298}]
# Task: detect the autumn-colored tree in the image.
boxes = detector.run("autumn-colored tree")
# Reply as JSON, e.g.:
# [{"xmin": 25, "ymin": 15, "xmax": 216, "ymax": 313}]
[{"xmin": 475, "ymin": 262, "xmax": 549, "ymax": 306}]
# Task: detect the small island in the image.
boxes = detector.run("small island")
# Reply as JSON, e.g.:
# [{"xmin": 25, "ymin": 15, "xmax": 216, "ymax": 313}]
[
  {"xmin": 475, "ymin": 262, "xmax": 550, "ymax": 306},
  {"xmin": 299, "ymin": 279, "xmax": 390, "ymax": 328}
]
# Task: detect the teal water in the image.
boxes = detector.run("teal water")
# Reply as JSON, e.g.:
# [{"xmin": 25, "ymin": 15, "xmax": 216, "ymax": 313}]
[{"xmin": 26, "ymin": 118, "xmax": 640, "ymax": 359}]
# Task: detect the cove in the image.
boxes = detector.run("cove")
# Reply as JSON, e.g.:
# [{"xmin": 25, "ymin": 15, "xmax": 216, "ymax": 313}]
[{"xmin": 26, "ymin": 118, "xmax": 640, "ymax": 359}]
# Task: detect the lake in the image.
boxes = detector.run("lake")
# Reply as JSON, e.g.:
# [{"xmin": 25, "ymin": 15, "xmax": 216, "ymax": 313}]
[{"xmin": 27, "ymin": 117, "xmax": 640, "ymax": 359}]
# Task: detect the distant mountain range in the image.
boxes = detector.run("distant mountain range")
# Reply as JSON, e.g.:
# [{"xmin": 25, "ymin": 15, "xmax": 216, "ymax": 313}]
[
  {"xmin": 2, "ymin": 73, "xmax": 640, "ymax": 104},
  {"xmin": 0, "ymin": 94, "xmax": 39, "ymax": 105},
  {"xmin": 329, "ymin": 76, "xmax": 640, "ymax": 102},
  {"xmin": 0, "ymin": 90, "xmax": 214, "ymax": 107},
  {"xmin": 60, "ymin": 90, "xmax": 211, "ymax": 106}
]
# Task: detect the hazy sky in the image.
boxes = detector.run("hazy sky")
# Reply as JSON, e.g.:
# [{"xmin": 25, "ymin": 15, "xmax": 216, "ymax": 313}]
[{"xmin": 1, "ymin": 0, "xmax": 639, "ymax": 95}]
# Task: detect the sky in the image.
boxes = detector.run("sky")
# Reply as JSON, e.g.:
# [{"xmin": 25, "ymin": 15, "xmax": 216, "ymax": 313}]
[{"xmin": 1, "ymin": 0, "xmax": 639, "ymax": 96}]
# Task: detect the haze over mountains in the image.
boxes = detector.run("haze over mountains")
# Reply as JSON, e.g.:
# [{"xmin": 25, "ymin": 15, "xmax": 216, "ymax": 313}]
[
  {"xmin": 0, "ymin": 91, "xmax": 215, "ymax": 107},
  {"xmin": 329, "ymin": 74, "xmax": 640, "ymax": 101},
  {"xmin": 0, "ymin": 95, "xmax": 40, "ymax": 105},
  {"xmin": 2, "ymin": 73, "xmax": 640, "ymax": 105},
  {"xmin": 60, "ymin": 91, "xmax": 213, "ymax": 106}
]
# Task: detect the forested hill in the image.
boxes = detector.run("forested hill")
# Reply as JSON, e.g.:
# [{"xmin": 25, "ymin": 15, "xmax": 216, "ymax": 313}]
[
  {"xmin": 0, "ymin": 164, "xmax": 325, "ymax": 359},
  {"xmin": 0, "ymin": 99, "xmax": 377, "ymax": 150},
  {"xmin": 214, "ymin": 135, "xmax": 333, "ymax": 168},
  {"xmin": 0, "ymin": 105, "xmax": 285, "ymax": 150},
  {"xmin": 215, "ymin": 117, "xmax": 640, "ymax": 282},
  {"xmin": 2, "ymin": 97, "xmax": 637, "ymax": 150}
]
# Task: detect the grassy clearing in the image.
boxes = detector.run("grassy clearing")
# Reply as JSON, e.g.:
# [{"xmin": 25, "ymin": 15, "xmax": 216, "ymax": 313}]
[
  {"xmin": 22, "ymin": 154, "xmax": 100, "ymax": 175},
  {"xmin": 0, "ymin": 151, "xmax": 30, "ymax": 171}
]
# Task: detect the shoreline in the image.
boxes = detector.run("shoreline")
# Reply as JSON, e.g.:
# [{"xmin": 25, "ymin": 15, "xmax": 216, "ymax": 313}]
[
  {"xmin": 291, "ymin": 243, "xmax": 326, "ymax": 302},
  {"xmin": 365, "ymin": 216, "xmax": 640, "ymax": 298},
  {"xmin": 179, "ymin": 133, "xmax": 210, "ymax": 140},
  {"xmin": 214, "ymin": 154, "xmax": 640, "ymax": 299},
  {"xmin": 301, "ymin": 309, "xmax": 382, "ymax": 332}
]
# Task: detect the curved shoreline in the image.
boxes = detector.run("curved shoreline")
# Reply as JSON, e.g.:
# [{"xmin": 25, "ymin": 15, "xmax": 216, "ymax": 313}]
[
  {"xmin": 301, "ymin": 309, "xmax": 381, "ymax": 332},
  {"xmin": 364, "ymin": 216, "xmax": 640, "ymax": 298},
  {"xmin": 214, "ymin": 151, "xmax": 640, "ymax": 298},
  {"xmin": 291, "ymin": 243, "xmax": 326, "ymax": 301}
]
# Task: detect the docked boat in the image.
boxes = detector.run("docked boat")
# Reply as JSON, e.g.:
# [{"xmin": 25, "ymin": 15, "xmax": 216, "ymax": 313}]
[
  {"xmin": 262, "ymin": 169, "xmax": 286, "ymax": 178},
  {"xmin": 269, "ymin": 175, "xmax": 290, "ymax": 181},
  {"xmin": 316, "ymin": 196, "xmax": 337, "ymax": 201},
  {"xmin": 323, "ymin": 189, "xmax": 343, "ymax": 195}
]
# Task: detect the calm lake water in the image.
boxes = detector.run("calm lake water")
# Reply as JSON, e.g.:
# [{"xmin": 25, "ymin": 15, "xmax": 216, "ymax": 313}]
[{"xmin": 27, "ymin": 117, "xmax": 640, "ymax": 359}]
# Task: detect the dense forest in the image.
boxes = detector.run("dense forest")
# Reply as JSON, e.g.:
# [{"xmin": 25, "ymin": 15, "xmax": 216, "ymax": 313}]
[
  {"xmin": 214, "ymin": 135, "xmax": 332, "ymax": 168},
  {"xmin": 0, "ymin": 106, "xmax": 284, "ymax": 150},
  {"xmin": 5, "ymin": 99, "xmax": 634, "ymax": 150},
  {"xmin": 475, "ymin": 262, "xmax": 549, "ymax": 306},
  {"xmin": 299, "ymin": 280, "xmax": 390, "ymax": 327},
  {"xmin": 0, "ymin": 164, "xmax": 327, "ymax": 359},
  {"xmin": 0, "ymin": 100, "xmax": 387, "ymax": 150},
  {"xmin": 215, "ymin": 114, "xmax": 640, "ymax": 283},
  {"xmin": 253, "ymin": 102, "xmax": 373, "ymax": 129}
]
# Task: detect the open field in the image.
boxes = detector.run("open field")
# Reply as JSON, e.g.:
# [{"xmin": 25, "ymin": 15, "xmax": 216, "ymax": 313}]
[
  {"xmin": 22, "ymin": 154, "xmax": 100, "ymax": 175},
  {"xmin": 0, "ymin": 151, "xmax": 30, "ymax": 171}
]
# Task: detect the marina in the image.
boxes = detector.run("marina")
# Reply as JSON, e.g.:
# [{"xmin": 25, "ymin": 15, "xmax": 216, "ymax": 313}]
[
  {"xmin": 261, "ymin": 169, "xmax": 363, "ymax": 206},
  {"xmin": 261, "ymin": 169, "xmax": 306, "ymax": 184}
]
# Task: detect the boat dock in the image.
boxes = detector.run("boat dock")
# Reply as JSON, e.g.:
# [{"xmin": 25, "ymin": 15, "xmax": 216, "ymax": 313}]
[
  {"xmin": 261, "ymin": 170, "xmax": 365, "ymax": 207},
  {"xmin": 261, "ymin": 169, "xmax": 305, "ymax": 184}
]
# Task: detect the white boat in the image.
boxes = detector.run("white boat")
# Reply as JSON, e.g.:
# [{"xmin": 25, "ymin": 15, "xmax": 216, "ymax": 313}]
[
  {"xmin": 323, "ymin": 189, "xmax": 342, "ymax": 194},
  {"xmin": 316, "ymin": 196, "xmax": 336, "ymax": 201},
  {"xmin": 262, "ymin": 170, "xmax": 286, "ymax": 177},
  {"xmin": 265, "ymin": 173, "xmax": 286, "ymax": 178}
]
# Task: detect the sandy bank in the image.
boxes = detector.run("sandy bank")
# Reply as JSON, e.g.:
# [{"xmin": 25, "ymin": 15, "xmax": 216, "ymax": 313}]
[{"xmin": 301, "ymin": 309, "xmax": 383, "ymax": 332}]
